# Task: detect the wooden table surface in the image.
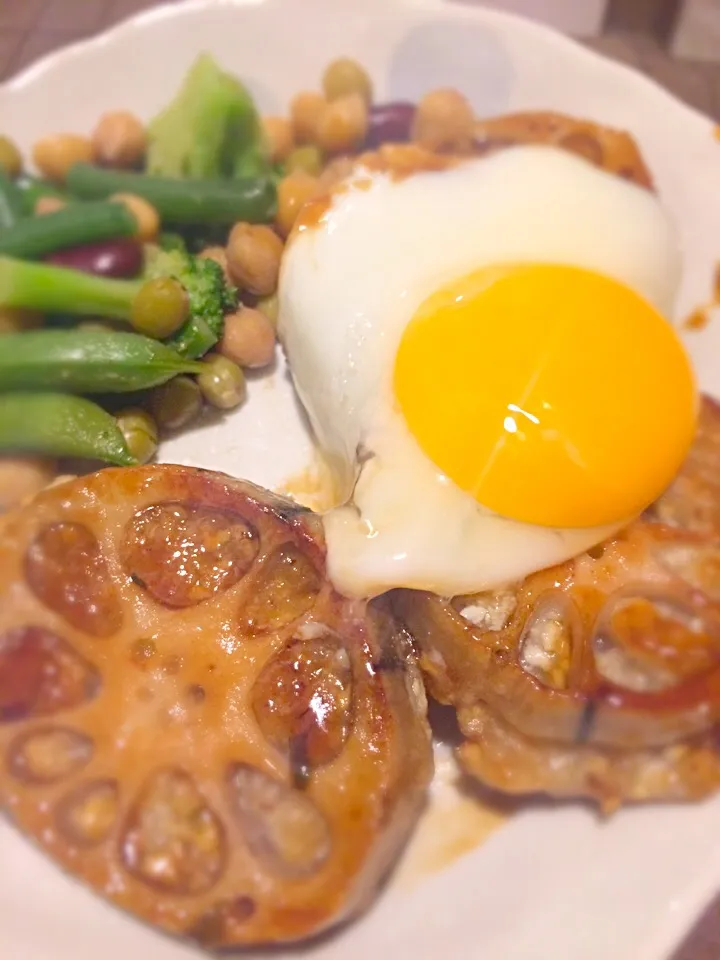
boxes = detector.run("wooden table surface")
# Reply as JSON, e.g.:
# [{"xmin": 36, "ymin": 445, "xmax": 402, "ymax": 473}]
[{"xmin": 2, "ymin": 1, "xmax": 720, "ymax": 957}]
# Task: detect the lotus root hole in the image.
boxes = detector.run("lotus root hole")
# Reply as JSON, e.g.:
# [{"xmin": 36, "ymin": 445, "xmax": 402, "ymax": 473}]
[
  {"xmin": 25, "ymin": 523, "xmax": 122, "ymax": 637},
  {"xmin": 121, "ymin": 768, "xmax": 226, "ymax": 894},
  {"xmin": 0, "ymin": 626, "xmax": 99, "ymax": 723},
  {"xmin": 593, "ymin": 595, "xmax": 714, "ymax": 692},
  {"xmin": 226, "ymin": 763, "xmax": 331, "ymax": 878},
  {"xmin": 7, "ymin": 726, "xmax": 93, "ymax": 784},
  {"xmin": 57, "ymin": 779, "xmax": 119, "ymax": 845},
  {"xmin": 252, "ymin": 636, "xmax": 353, "ymax": 773},
  {"xmin": 122, "ymin": 502, "xmax": 259, "ymax": 608},
  {"xmin": 241, "ymin": 544, "xmax": 321, "ymax": 634},
  {"xmin": 518, "ymin": 596, "xmax": 575, "ymax": 689}
]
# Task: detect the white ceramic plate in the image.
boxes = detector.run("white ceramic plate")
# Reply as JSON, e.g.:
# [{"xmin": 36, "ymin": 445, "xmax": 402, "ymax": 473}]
[{"xmin": 3, "ymin": 2, "xmax": 720, "ymax": 957}]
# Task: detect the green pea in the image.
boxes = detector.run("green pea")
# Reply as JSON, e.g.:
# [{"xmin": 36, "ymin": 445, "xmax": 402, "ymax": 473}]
[
  {"xmin": 115, "ymin": 408, "xmax": 158, "ymax": 464},
  {"xmin": 197, "ymin": 355, "xmax": 246, "ymax": 410},
  {"xmin": 150, "ymin": 375, "xmax": 203, "ymax": 431},
  {"xmin": 131, "ymin": 276, "xmax": 189, "ymax": 339},
  {"xmin": 0, "ymin": 393, "xmax": 135, "ymax": 465}
]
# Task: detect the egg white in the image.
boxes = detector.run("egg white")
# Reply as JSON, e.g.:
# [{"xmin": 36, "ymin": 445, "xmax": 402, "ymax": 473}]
[{"xmin": 278, "ymin": 144, "xmax": 682, "ymax": 598}]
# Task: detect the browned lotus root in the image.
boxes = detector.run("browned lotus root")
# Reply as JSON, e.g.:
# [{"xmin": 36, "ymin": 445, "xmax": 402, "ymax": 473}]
[
  {"xmin": 647, "ymin": 393, "xmax": 720, "ymax": 539},
  {"xmin": 395, "ymin": 396, "xmax": 720, "ymax": 809},
  {"xmin": 473, "ymin": 110, "xmax": 654, "ymax": 190},
  {"xmin": 0, "ymin": 465, "xmax": 432, "ymax": 946},
  {"xmin": 458, "ymin": 702, "xmax": 720, "ymax": 812}
]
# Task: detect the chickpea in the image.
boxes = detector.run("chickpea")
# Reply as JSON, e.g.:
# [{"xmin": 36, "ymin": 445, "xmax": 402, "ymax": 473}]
[
  {"xmin": 0, "ymin": 307, "xmax": 43, "ymax": 333},
  {"xmin": 411, "ymin": 88, "xmax": 475, "ymax": 152},
  {"xmin": 226, "ymin": 222, "xmax": 284, "ymax": 296},
  {"xmin": 92, "ymin": 111, "xmax": 147, "ymax": 168},
  {"xmin": 275, "ymin": 170, "xmax": 320, "ymax": 238},
  {"xmin": 318, "ymin": 155, "xmax": 355, "ymax": 188},
  {"xmin": 316, "ymin": 93, "xmax": 368, "ymax": 155},
  {"xmin": 219, "ymin": 307, "xmax": 276, "ymax": 369},
  {"xmin": 0, "ymin": 457, "xmax": 57, "ymax": 514},
  {"xmin": 262, "ymin": 116, "xmax": 295, "ymax": 163},
  {"xmin": 116, "ymin": 408, "xmax": 158, "ymax": 465},
  {"xmin": 197, "ymin": 354, "xmax": 247, "ymax": 410},
  {"xmin": 285, "ymin": 144, "xmax": 323, "ymax": 176},
  {"xmin": 256, "ymin": 291, "xmax": 279, "ymax": 326},
  {"xmin": 0, "ymin": 135, "xmax": 22, "ymax": 179},
  {"xmin": 289, "ymin": 91, "xmax": 326, "ymax": 144},
  {"xmin": 322, "ymin": 58, "xmax": 373, "ymax": 105},
  {"xmin": 34, "ymin": 195, "xmax": 66, "ymax": 216},
  {"xmin": 111, "ymin": 192, "xmax": 160, "ymax": 243},
  {"xmin": 32, "ymin": 133, "xmax": 95, "ymax": 184},
  {"xmin": 197, "ymin": 245, "xmax": 233, "ymax": 286}
]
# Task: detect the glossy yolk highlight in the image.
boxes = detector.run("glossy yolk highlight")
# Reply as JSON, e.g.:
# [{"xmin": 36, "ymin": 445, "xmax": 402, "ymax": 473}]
[{"xmin": 394, "ymin": 263, "xmax": 697, "ymax": 528}]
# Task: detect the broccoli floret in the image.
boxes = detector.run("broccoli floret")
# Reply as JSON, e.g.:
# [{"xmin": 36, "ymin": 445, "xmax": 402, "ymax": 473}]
[
  {"xmin": 144, "ymin": 245, "xmax": 237, "ymax": 357},
  {"xmin": 0, "ymin": 247, "xmax": 237, "ymax": 360},
  {"xmin": 147, "ymin": 53, "xmax": 271, "ymax": 181},
  {"xmin": 157, "ymin": 230, "xmax": 187, "ymax": 253}
]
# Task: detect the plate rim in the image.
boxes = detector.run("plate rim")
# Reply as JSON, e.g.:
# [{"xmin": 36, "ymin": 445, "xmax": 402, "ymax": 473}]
[
  {"xmin": 1, "ymin": 3, "xmax": 720, "ymax": 958},
  {"xmin": 0, "ymin": 0, "xmax": 715, "ymax": 142}
]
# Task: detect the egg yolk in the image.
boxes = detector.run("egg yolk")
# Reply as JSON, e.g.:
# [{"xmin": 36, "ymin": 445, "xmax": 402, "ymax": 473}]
[{"xmin": 394, "ymin": 263, "xmax": 697, "ymax": 528}]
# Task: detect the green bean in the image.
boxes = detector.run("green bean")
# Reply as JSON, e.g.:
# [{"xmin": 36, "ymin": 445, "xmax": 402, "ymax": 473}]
[
  {"xmin": 0, "ymin": 393, "xmax": 135, "ymax": 465},
  {"xmin": 67, "ymin": 163, "xmax": 277, "ymax": 225},
  {"xmin": 0, "ymin": 201, "xmax": 137, "ymax": 259},
  {"xmin": 0, "ymin": 169, "xmax": 24, "ymax": 230},
  {"xmin": 0, "ymin": 330, "xmax": 203, "ymax": 393}
]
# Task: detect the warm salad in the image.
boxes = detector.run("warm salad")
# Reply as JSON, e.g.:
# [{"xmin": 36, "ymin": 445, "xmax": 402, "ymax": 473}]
[{"xmin": 0, "ymin": 53, "xmax": 472, "ymax": 506}]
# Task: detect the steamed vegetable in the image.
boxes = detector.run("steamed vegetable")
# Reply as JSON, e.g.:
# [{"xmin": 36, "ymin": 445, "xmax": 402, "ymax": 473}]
[
  {"xmin": 115, "ymin": 407, "xmax": 158, "ymax": 464},
  {"xmin": 0, "ymin": 169, "xmax": 23, "ymax": 229},
  {"xmin": 66, "ymin": 163, "xmax": 276, "ymax": 225},
  {"xmin": 146, "ymin": 53, "xmax": 271, "ymax": 180},
  {"xmin": 0, "ymin": 330, "xmax": 204, "ymax": 393},
  {"xmin": 15, "ymin": 175, "xmax": 66, "ymax": 215},
  {"xmin": 0, "ymin": 201, "xmax": 136, "ymax": 259},
  {"xmin": 145, "ymin": 243, "xmax": 237, "ymax": 356},
  {"xmin": 0, "ymin": 392, "xmax": 135, "ymax": 465},
  {"xmin": 47, "ymin": 238, "xmax": 143, "ymax": 278},
  {"xmin": 0, "ymin": 245, "xmax": 236, "ymax": 358}
]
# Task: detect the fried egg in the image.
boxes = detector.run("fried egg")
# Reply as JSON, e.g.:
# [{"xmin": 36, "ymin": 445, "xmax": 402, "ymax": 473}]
[{"xmin": 278, "ymin": 144, "xmax": 695, "ymax": 598}]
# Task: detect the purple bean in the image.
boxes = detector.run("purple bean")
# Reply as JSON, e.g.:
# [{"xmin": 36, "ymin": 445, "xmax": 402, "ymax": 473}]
[
  {"xmin": 365, "ymin": 102, "xmax": 417, "ymax": 149},
  {"xmin": 46, "ymin": 239, "xmax": 143, "ymax": 279}
]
